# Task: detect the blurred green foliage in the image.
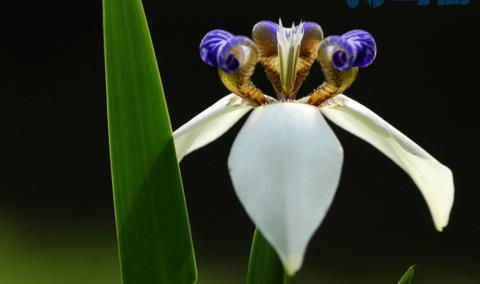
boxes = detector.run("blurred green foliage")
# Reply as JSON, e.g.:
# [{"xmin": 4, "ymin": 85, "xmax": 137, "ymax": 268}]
[{"xmin": 1, "ymin": 221, "xmax": 477, "ymax": 284}]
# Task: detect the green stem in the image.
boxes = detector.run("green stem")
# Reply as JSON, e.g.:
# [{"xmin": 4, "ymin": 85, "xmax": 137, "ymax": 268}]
[{"xmin": 246, "ymin": 228, "xmax": 290, "ymax": 284}]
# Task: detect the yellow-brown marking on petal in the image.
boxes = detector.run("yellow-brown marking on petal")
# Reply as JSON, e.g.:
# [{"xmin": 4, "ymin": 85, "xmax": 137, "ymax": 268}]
[
  {"xmin": 307, "ymin": 42, "xmax": 358, "ymax": 106},
  {"xmin": 217, "ymin": 38, "xmax": 268, "ymax": 105}
]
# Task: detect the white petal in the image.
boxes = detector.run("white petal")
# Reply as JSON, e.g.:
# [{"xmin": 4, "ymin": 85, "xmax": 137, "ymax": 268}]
[
  {"xmin": 173, "ymin": 94, "xmax": 253, "ymax": 162},
  {"xmin": 319, "ymin": 94, "xmax": 454, "ymax": 231},
  {"xmin": 228, "ymin": 102, "xmax": 343, "ymax": 275}
]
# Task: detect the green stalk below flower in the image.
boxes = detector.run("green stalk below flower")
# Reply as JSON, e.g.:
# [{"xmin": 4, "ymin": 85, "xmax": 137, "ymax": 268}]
[{"xmin": 247, "ymin": 228, "xmax": 289, "ymax": 284}]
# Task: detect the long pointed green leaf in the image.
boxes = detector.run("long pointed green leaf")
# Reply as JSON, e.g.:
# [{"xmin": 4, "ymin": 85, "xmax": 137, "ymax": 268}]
[
  {"xmin": 397, "ymin": 266, "xmax": 416, "ymax": 284},
  {"xmin": 247, "ymin": 229, "xmax": 289, "ymax": 284},
  {"xmin": 103, "ymin": 0, "xmax": 197, "ymax": 283}
]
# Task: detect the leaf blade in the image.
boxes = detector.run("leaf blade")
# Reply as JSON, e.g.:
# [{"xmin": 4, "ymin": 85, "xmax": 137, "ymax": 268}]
[
  {"xmin": 103, "ymin": 0, "xmax": 197, "ymax": 283},
  {"xmin": 397, "ymin": 265, "xmax": 416, "ymax": 284}
]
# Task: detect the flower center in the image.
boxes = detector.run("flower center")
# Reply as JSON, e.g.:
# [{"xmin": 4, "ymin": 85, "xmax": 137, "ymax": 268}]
[{"xmin": 199, "ymin": 21, "xmax": 377, "ymax": 106}]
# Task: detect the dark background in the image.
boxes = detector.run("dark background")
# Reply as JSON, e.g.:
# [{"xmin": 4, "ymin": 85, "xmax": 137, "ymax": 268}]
[{"xmin": 0, "ymin": 0, "xmax": 478, "ymax": 283}]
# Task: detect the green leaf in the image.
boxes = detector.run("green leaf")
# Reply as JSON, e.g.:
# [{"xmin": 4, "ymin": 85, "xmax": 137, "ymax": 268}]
[
  {"xmin": 247, "ymin": 229, "xmax": 289, "ymax": 284},
  {"xmin": 103, "ymin": 0, "xmax": 197, "ymax": 283},
  {"xmin": 397, "ymin": 266, "xmax": 416, "ymax": 284}
]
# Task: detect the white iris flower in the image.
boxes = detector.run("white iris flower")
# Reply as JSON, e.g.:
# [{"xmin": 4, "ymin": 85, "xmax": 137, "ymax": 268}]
[{"xmin": 176, "ymin": 20, "xmax": 454, "ymax": 275}]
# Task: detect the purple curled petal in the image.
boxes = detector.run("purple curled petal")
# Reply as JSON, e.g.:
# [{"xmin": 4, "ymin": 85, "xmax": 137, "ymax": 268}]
[
  {"xmin": 199, "ymin": 29, "xmax": 235, "ymax": 68},
  {"xmin": 322, "ymin": 29, "xmax": 376, "ymax": 71},
  {"xmin": 217, "ymin": 36, "xmax": 255, "ymax": 73},
  {"xmin": 342, "ymin": 30, "xmax": 376, "ymax": 68},
  {"xmin": 200, "ymin": 30, "xmax": 256, "ymax": 73},
  {"xmin": 323, "ymin": 35, "xmax": 355, "ymax": 72}
]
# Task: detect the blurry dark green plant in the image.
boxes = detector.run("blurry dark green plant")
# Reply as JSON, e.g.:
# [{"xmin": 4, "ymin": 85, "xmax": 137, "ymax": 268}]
[{"xmin": 102, "ymin": 0, "xmax": 419, "ymax": 283}]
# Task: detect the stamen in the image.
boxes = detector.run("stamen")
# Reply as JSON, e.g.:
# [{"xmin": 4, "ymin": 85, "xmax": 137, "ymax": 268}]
[{"xmin": 276, "ymin": 19, "xmax": 304, "ymax": 98}]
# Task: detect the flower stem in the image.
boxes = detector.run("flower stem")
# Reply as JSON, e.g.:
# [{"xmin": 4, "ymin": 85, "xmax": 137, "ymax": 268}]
[{"xmin": 246, "ymin": 228, "xmax": 290, "ymax": 284}]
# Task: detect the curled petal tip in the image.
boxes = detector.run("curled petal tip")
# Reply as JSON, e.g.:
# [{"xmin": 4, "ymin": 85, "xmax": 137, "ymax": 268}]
[
  {"xmin": 200, "ymin": 30, "xmax": 256, "ymax": 73},
  {"xmin": 200, "ymin": 30, "xmax": 234, "ymax": 68},
  {"xmin": 217, "ymin": 35, "xmax": 255, "ymax": 73},
  {"xmin": 342, "ymin": 29, "xmax": 377, "ymax": 68},
  {"xmin": 323, "ymin": 29, "xmax": 377, "ymax": 71}
]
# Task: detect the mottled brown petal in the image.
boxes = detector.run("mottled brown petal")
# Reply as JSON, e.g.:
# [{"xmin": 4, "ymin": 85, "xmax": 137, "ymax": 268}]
[
  {"xmin": 252, "ymin": 21, "xmax": 283, "ymax": 96},
  {"xmin": 252, "ymin": 21, "xmax": 278, "ymax": 57}
]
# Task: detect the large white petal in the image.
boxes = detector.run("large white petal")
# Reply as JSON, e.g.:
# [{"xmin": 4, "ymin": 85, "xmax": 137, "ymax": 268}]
[
  {"xmin": 228, "ymin": 102, "xmax": 343, "ymax": 275},
  {"xmin": 319, "ymin": 94, "xmax": 454, "ymax": 231},
  {"xmin": 173, "ymin": 94, "xmax": 253, "ymax": 162}
]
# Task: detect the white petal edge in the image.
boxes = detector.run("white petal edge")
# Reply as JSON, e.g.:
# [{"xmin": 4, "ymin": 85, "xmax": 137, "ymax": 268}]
[
  {"xmin": 228, "ymin": 103, "xmax": 343, "ymax": 275},
  {"xmin": 173, "ymin": 94, "xmax": 253, "ymax": 162},
  {"xmin": 319, "ymin": 94, "xmax": 454, "ymax": 231}
]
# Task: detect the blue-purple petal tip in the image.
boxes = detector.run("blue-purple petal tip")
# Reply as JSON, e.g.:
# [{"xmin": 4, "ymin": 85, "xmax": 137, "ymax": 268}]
[
  {"xmin": 200, "ymin": 30, "xmax": 253, "ymax": 73},
  {"xmin": 325, "ymin": 29, "xmax": 377, "ymax": 72},
  {"xmin": 200, "ymin": 30, "xmax": 234, "ymax": 68}
]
